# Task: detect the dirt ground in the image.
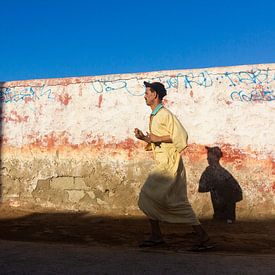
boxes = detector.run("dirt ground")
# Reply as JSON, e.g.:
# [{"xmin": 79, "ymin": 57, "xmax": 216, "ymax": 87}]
[{"xmin": 0, "ymin": 205, "xmax": 274, "ymax": 255}]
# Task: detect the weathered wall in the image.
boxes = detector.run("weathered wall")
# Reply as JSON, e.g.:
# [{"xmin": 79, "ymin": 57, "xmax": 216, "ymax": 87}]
[{"xmin": 0, "ymin": 64, "xmax": 274, "ymax": 218}]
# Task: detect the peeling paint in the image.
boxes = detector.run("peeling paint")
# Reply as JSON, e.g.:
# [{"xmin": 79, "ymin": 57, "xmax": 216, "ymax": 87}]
[
  {"xmin": 98, "ymin": 94, "xmax": 103, "ymax": 108},
  {"xmin": 0, "ymin": 63, "xmax": 274, "ymax": 216},
  {"xmin": 2, "ymin": 111, "xmax": 29, "ymax": 123},
  {"xmin": 58, "ymin": 93, "xmax": 72, "ymax": 106}
]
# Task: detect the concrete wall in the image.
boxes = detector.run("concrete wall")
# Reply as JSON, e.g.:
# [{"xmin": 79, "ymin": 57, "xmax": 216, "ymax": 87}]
[{"xmin": 0, "ymin": 63, "xmax": 274, "ymax": 218}]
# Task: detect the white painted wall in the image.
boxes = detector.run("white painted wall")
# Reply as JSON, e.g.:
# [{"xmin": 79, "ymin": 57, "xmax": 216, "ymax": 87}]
[{"xmin": 0, "ymin": 63, "xmax": 274, "ymax": 216}]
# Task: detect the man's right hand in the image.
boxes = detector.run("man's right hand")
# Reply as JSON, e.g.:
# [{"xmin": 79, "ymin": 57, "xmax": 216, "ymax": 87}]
[{"xmin": 134, "ymin": 128, "xmax": 146, "ymax": 141}]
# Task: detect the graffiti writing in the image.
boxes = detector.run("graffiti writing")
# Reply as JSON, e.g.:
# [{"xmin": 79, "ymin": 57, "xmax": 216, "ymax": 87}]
[
  {"xmin": 0, "ymin": 68, "xmax": 274, "ymax": 104},
  {"xmin": 181, "ymin": 71, "xmax": 213, "ymax": 88},
  {"xmin": 0, "ymin": 85, "xmax": 54, "ymax": 103},
  {"xmin": 89, "ymin": 69, "xmax": 275, "ymax": 96},
  {"xmin": 230, "ymin": 89, "xmax": 275, "ymax": 102},
  {"xmin": 91, "ymin": 78, "xmax": 145, "ymax": 96},
  {"xmin": 224, "ymin": 69, "xmax": 275, "ymax": 87},
  {"xmin": 89, "ymin": 71, "xmax": 214, "ymax": 96}
]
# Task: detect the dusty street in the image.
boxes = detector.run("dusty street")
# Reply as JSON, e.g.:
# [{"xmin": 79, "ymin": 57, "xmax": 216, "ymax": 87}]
[
  {"xmin": 1, "ymin": 240, "xmax": 275, "ymax": 274},
  {"xmin": 0, "ymin": 206, "xmax": 274, "ymax": 274}
]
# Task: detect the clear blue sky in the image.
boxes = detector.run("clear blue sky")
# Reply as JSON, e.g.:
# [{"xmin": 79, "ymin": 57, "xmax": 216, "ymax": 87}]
[{"xmin": 1, "ymin": 0, "xmax": 274, "ymax": 82}]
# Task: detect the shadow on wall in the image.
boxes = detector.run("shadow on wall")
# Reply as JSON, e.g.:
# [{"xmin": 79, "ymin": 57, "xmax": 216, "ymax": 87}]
[
  {"xmin": 0, "ymin": 81, "xmax": 4, "ymax": 204},
  {"xmin": 198, "ymin": 146, "xmax": 243, "ymax": 223}
]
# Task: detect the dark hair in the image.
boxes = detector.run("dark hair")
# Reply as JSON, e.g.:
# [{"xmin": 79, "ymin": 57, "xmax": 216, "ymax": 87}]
[
  {"xmin": 149, "ymin": 87, "xmax": 165, "ymax": 100},
  {"xmin": 144, "ymin": 81, "xmax": 167, "ymax": 100},
  {"xmin": 206, "ymin": 146, "xmax": 223, "ymax": 159}
]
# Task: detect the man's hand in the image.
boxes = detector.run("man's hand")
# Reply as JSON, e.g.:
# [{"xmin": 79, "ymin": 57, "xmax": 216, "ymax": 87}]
[
  {"xmin": 134, "ymin": 128, "xmax": 146, "ymax": 141},
  {"xmin": 134, "ymin": 129, "xmax": 171, "ymax": 144},
  {"xmin": 134, "ymin": 128, "xmax": 154, "ymax": 144}
]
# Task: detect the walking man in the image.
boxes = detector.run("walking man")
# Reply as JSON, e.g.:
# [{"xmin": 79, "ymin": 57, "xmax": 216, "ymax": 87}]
[{"xmin": 134, "ymin": 81, "xmax": 213, "ymax": 251}]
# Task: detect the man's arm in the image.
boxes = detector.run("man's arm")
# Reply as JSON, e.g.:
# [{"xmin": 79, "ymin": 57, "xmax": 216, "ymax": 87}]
[
  {"xmin": 166, "ymin": 112, "xmax": 188, "ymax": 153},
  {"xmin": 147, "ymin": 133, "xmax": 172, "ymax": 143},
  {"xmin": 134, "ymin": 128, "xmax": 172, "ymax": 144}
]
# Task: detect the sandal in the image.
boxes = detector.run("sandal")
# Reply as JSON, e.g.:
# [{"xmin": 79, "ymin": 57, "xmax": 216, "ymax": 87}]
[
  {"xmin": 190, "ymin": 243, "xmax": 215, "ymax": 252},
  {"xmin": 190, "ymin": 237, "xmax": 215, "ymax": 252},
  {"xmin": 139, "ymin": 239, "xmax": 166, "ymax": 248}
]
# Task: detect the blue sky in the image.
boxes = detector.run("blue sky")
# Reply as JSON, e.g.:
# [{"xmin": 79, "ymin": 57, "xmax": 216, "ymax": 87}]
[{"xmin": 1, "ymin": 0, "xmax": 274, "ymax": 81}]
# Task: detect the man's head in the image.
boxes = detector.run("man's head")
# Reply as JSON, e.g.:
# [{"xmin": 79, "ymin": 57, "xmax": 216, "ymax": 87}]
[
  {"xmin": 206, "ymin": 146, "xmax": 223, "ymax": 165},
  {"xmin": 144, "ymin": 81, "xmax": 167, "ymax": 106}
]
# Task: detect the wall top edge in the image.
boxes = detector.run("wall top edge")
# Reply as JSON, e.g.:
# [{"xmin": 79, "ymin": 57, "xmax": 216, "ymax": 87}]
[{"xmin": 1, "ymin": 63, "xmax": 274, "ymax": 88}]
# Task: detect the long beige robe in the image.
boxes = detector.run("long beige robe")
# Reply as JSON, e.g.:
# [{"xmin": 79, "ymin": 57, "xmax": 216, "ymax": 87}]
[{"xmin": 138, "ymin": 107, "xmax": 200, "ymax": 225}]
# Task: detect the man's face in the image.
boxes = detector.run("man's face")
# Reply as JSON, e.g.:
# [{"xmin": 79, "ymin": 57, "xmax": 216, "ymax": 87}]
[
  {"xmin": 144, "ymin": 87, "xmax": 157, "ymax": 106},
  {"xmin": 207, "ymin": 153, "xmax": 219, "ymax": 166}
]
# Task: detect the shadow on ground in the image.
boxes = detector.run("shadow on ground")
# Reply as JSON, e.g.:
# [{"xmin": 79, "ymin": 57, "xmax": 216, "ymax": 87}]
[{"xmin": 0, "ymin": 206, "xmax": 274, "ymax": 254}]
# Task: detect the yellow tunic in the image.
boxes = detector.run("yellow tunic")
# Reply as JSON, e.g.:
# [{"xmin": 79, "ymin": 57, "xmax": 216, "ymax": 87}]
[{"xmin": 138, "ymin": 107, "xmax": 200, "ymax": 225}]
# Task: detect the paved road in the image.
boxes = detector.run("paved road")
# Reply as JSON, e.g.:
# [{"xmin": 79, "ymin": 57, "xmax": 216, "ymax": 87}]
[{"xmin": 0, "ymin": 240, "xmax": 274, "ymax": 274}]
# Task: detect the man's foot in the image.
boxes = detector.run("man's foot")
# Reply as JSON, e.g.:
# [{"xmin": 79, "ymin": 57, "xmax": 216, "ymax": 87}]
[
  {"xmin": 191, "ymin": 234, "xmax": 216, "ymax": 252},
  {"xmin": 196, "ymin": 232, "xmax": 210, "ymax": 245},
  {"xmin": 183, "ymin": 231, "xmax": 198, "ymax": 238},
  {"xmin": 190, "ymin": 243, "xmax": 215, "ymax": 252},
  {"xmin": 139, "ymin": 238, "xmax": 165, "ymax": 248}
]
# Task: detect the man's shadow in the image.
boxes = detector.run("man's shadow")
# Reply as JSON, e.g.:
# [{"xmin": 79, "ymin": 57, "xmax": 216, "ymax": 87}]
[{"xmin": 198, "ymin": 146, "xmax": 243, "ymax": 223}]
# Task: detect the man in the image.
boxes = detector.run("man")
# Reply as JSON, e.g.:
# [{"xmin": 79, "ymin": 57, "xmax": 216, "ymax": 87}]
[
  {"xmin": 134, "ymin": 81, "xmax": 213, "ymax": 251},
  {"xmin": 199, "ymin": 146, "xmax": 243, "ymax": 223}
]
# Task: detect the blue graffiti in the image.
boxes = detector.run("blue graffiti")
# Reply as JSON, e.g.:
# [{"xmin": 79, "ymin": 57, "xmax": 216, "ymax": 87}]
[
  {"xmin": 181, "ymin": 71, "xmax": 213, "ymax": 88},
  {"xmin": 89, "ymin": 69, "xmax": 274, "ymax": 96},
  {"xmin": 224, "ymin": 69, "xmax": 275, "ymax": 87},
  {"xmin": 89, "ymin": 71, "xmax": 214, "ymax": 96},
  {"xmin": 1, "ymin": 68, "xmax": 274, "ymax": 104},
  {"xmin": 91, "ymin": 78, "xmax": 145, "ymax": 96},
  {"xmin": 145, "ymin": 71, "xmax": 213, "ymax": 89},
  {"xmin": 88, "ymin": 69, "xmax": 275, "ymax": 100},
  {"xmin": 0, "ymin": 85, "xmax": 54, "ymax": 103},
  {"xmin": 91, "ymin": 79, "xmax": 130, "ymax": 94},
  {"xmin": 230, "ymin": 89, "xmax": 275, "ymax": 102}
]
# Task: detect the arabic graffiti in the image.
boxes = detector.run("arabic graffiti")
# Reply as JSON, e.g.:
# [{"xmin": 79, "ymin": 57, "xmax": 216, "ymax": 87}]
[
  {"xmin": 91, "ymin": 79, "xmax": 144, "ymax": 96},
  {"xmin": 0, "ymin": 68, "xmax": 274, "ymax": 103},
  {"xmin": 230, "ymin": 89, "xmax": 275, "ymax": 102},
  {"xmin": 0, "ymin": 85, "xmax": 54, "ymax": 103},
  {"xmin": 89, "ymin": 71, "xmax": 214, "ymax": 95},
  {"xmin": 224, "ymin": 69, "xmax": 275, "ymax": 87},
  {"xmin": 88, "ymin": 69, "xmax": 275, "ymax": 95}
]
